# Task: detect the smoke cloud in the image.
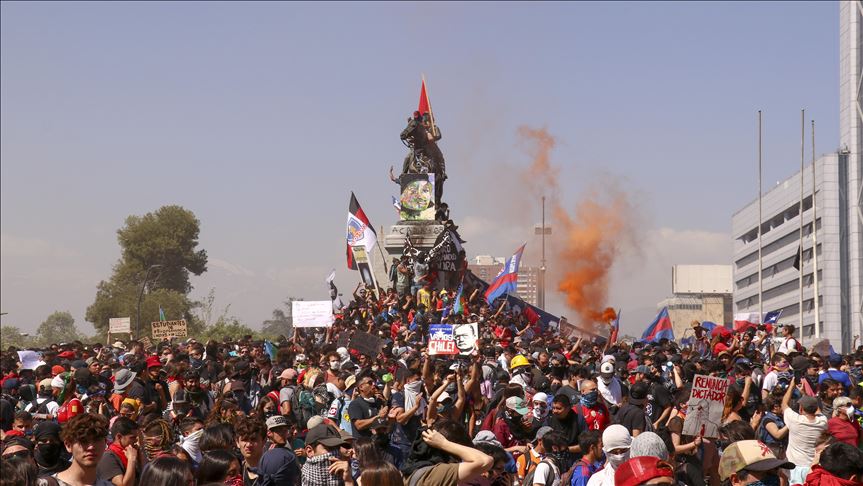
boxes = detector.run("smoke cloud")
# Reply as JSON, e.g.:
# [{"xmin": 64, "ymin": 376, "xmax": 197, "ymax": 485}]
[{"xmin": 518, "ymin": 126, "xmax": 634, "ymax": 331}]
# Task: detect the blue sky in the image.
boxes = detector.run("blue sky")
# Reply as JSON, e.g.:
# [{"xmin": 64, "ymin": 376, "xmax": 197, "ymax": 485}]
[{"xmin": 1, "ymin": 2, "xmax": 839, "ymax": 336}]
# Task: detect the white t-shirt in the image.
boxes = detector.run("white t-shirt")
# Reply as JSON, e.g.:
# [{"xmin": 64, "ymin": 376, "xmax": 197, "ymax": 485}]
[
  {"xmin": 586, "ymin": 465, "xmax": 615, "ymax": 486},
  {"xmin": 776, "ymin": 337, "xmax": 799, "ymax": 355},
  {"xmin": 532, "ymin": 461, "xmax": 560, "ymax": 486},
  {"xmin": 762, "ymin": 371, "xmax": 779, "ymax": 393},
  {"xmin": 784, "ymin": 408, "xmax": 828, "ymax": 466}
]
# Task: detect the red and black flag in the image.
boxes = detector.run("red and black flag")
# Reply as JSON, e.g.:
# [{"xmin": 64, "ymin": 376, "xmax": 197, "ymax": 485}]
[{"xmin": 346, "ymin": 192, "xmax": 377, "ymax": 270}]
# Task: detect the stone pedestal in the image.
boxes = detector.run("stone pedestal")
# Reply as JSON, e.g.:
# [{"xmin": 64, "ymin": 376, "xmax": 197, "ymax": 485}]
[{"xmin": 384, "ymin": 221, "xmax": 445, "ymax": 259}]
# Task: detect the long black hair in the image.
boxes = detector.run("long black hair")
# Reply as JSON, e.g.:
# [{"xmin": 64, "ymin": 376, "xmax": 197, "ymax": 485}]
[
  {"xmin": 197, "ymin": 449, "xmax": 239, "ymax": 484},
  {"xmin": 140, "ymin": 456, "xmax": 192, "ymax": 486}
]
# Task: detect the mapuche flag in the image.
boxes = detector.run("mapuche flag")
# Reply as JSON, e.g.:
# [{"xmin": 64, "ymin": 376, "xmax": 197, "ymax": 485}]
[
  {"xmin": 484, "ymin": 243, "xmax": 526, "ymax": 304},
  {"xmin": 346, "ymin": 192, "xmax": 377, "ymax": 270}
]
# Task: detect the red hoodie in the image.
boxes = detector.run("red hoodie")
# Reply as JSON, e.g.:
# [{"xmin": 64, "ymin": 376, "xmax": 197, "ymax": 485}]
[{"xmin": 802, "ymin": 465, "xmax": 863, "ymax": 486}]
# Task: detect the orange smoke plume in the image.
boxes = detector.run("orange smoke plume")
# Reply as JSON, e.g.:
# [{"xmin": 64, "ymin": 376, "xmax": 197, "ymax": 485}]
[{"xmin": 518, "ymin": 126, "xmax": 634, "ymax": 327}]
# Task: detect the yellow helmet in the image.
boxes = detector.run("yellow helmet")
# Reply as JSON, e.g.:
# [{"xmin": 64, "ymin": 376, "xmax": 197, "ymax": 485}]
[{"xmin": 510, "ymin": 354, "xmax": 530, "ymax": 369}]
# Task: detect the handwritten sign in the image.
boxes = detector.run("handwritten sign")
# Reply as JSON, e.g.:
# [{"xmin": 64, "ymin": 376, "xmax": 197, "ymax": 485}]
[
  {"xmin": 682, "ymin": 374, "xmax": 729, "ymax": 438},
  {"xmin": 138, "ymin": 336, "xmax": 153, "ymax": 351},
  {"xmin": 349, "ymin": 331, "xmax": 385, "ymax": 357},
  {"xmin": 109, "ymin": 317, "xmax": 131, "ymax": 334},
  {"xmin": 151, "ymin": 319, "xmax": 188, "ymax": 339},
  {"xmin": 292, "ymin": 301, "xmax": 335, "ymax": 328},
  {"xmin": 429, "ymin": 324, "xmax": 457, "ymax": 355}
]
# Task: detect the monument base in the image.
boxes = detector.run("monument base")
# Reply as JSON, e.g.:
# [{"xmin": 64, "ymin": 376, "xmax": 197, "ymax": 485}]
[{"xmin": 384, "ymin": 221, "xmax": 445, "ymax": 258}]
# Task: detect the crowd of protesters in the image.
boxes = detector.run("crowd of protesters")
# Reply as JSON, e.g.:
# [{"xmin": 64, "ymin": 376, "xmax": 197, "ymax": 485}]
[{"xmin": 2, "ymin": 279, "xmax": 863, "ymax": 486}]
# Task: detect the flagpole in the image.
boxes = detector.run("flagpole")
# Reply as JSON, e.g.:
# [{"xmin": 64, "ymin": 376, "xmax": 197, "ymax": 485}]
[
  {"xmin": 799, "ymin": 109, "xmax": 805, "ymax": 341},
  {"xmin": 758, "ymin": 111, "xmax": 764, "ymax": 324},
  {"xmin": 377, "ymin": 225, "xmax": 389, "ymax": 274},
  {"xmin": 812, "ymin": 119, "xmax": 820, "ymax": 338}
]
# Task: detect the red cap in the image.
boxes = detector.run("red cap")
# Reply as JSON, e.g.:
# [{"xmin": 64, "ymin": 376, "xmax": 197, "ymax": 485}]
[
  {"xmin": 614, "ymin": 456, "xmax": 675, "ymax": 486},
  {"xmin": 146, "ymin": 356, "xmax": 162, "ymax": 369},
  {"xmin": 626, "ymin": 360, "xmax": 638, "ymax": 371},
  {"xmin": 51, "ymin": 365, "xmax": 65, "ymax": 376},
  {"xmin": 57, "ymin": 351, "xmax": 76, "ymax": 360}
]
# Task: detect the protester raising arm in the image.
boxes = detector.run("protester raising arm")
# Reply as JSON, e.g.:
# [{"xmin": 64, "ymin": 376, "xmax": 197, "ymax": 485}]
[{"xmin": 421, "ymin": 429, "xmax": 494, "ymax": 482}]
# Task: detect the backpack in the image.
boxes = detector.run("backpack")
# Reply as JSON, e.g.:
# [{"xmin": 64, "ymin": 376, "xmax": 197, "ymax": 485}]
[
  {"xmin": 291, "ymin": 387, "xmax": 316, "ymax": 429},
  {"xmin": 785, "ymin": 337, "xmax": 803, "ymax": 353},
  {"xmin": 522, "ymin": 459, "xmax": 559, "ymax": 486}
]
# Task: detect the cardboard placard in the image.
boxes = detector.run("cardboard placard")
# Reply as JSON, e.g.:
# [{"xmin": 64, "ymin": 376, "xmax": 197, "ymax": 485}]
[
  {"xmin": 138, "ymin": 336, "xmax": 153, "ymax": 351},
  {"xmin": 429, "ymin": 324, "xmax": 457, "ymax": 355},
  {"xmin": 109, "ymin": 317, "xmax": 131, "ymax": 334},
  {"xmin": 151, "ymin": 319, "xmax": 188, "ymax": 339},
  {"xmin": 292, "ymin": 301, "xmax": 335, "ymax": 328},
  {"xmin": 682, "ymin": 374, "xmax": 729, "ymax": 438},
  {"xmin": 349, "ymin": 331, "xmax": 384, "ymax": 357}
]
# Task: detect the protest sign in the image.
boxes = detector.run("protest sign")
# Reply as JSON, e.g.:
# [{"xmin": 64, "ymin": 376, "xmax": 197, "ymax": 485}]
[
  {"xmin": 292, "ymin": 300, "xmax": 335, "ymax": 328},
  {"xmin": 349, "ymin": 331, "xmax": 384, "ymax": 357},
  {"xmin": 452, "ymin": 323, "xmax": 478, "ymax": 355},
  {"xmin": 151, "ymin": 319, "xmax": 188, "ymax": 339},
  {"xmin": 138, "ymin": 336, "xmax": 153, "ymax": 351},
  {"xmin": 109, "ymin": 317, "xmax": 131, "ymax": 334},
  {"xmin": 351, "ymin": 247, "xmax": 376, "ymax": 289},
  {"xmin": 17, "ymin": 350, "xmax": 44, "ymax": 371},
  {"xmin": 429, "ymin": 324, "xmax": 457, "ymax": 355},
  {"xmin": 682, "ymin": 374, "xmax": 729, "ymax": 438}
]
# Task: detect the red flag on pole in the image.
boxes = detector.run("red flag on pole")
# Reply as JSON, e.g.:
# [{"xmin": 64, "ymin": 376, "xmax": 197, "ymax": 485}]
[{"xmin": 418, "ymin": 79, "xmax": 430, "ymax": 116}]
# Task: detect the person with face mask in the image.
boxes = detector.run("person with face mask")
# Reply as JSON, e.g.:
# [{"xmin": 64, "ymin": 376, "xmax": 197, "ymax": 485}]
[
  {"xmin": 717, "ymin": 439, "xmax": 794, "ymax": 486},
  {"xmin": 548, "ymin": 394, "xmax": 587, "ymax": 454},
  {"xmin": 301, "ymin": 423, "xmax": 350, "ymax": 486},
  {"xmin": 596, "ymin": 362, "xmax": 624, "ymax": 415},
  {"xmin": 576, "ymin": 380, "xmax": 610, "ymax": 432},
  {"xmin": 492, "ymin": 396, "xmax": 532, "ymax": 456},
  {"xmin": 827, "ymin": 396, "xmax": 862, "ymax": 447},
  {"xmin": 586, "ymin": 424, "xmax": 631, "ymax": 486},
  {"xmin": 32, "ymin": 421, "xmax": 69, "ymax": 475},
  {"xmin": 530, "ymin": 392, "xmax": 550, "ymax": 428}
]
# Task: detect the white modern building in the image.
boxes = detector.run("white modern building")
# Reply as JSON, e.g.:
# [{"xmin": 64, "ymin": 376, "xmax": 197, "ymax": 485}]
[
  {"xmin": 731, "ymin": 2, "xmax": 863, "ymax": 351},
  {"xmin": 469, "ymin": 255, "xmax": 539, "ymax": 306}
]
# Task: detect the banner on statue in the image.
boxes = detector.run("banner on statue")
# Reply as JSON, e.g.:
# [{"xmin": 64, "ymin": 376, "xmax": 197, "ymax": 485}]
[
  {"xmin": 682, "ymin": 374, "xmax": 729, "ymax": 438},
  {"xmin": 292, "ymin": 301, "xmax": 335, "ymax": 328},
  {"xmin": 109, "ymin": 317, "xmax": 131, "ymax": 334},
  {"xmin": 429, "ymin": 324, "xmax": 457, "ymax": 355},
  {"xmin": 399, "ymin": 173, "xmax": 436, "ymax": 221},
  {"xmin": 151, "ymin": 320, "xmax": 188, "ymax": 339},
  {"xmin": 349, "ymin": 331, "xmax": 385, "ymax": 357}
]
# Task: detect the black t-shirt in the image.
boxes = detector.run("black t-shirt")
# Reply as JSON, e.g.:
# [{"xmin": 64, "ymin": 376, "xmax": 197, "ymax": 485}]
[
  {"xmin": 615, "ymin": 402, "xmax": 649, "ymax": 434},
  {"xmin": 347, "ymin": 396, "xmax": 380, "ymax": 439},
  {"xmin": 96, "ymin": 449, "xmax": 137, "ymax": 484},
  {"xmin": 646, "ymin": 383, "xmax": 672, "ymax": 425},
  {"xmin": 549, "ymin": 410, "xmax": 587, "ymax": 448}
]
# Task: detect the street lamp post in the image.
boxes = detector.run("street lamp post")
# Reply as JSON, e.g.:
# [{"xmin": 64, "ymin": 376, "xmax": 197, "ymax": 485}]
[
  {"xmin": 136, "ymin": 264, "xmax": 162, "ymax": 339},
  {"xmin": 534, "ymin": 196, "xmax": 552, "ymax": 309}
]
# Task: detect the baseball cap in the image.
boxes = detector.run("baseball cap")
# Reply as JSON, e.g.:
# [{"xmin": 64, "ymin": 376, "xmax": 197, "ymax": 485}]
[
  {"xmin": 265, "ymin": 415, "xmax": 289, "ymax": 430},
  {"xmin": 51, "ymin": 365, "xmax": 65, "ymax": 376},
  {"xmin": 615, "ymin": 456, "xmax": 675, "ymax": 486},
  {"xmin": 305, "ymin": 424, "xmax": 348, "ymax": 448},
  {"xmin": 718, "ymin": 440, "xmax": 794, "ymax": 480},
  {"xmin": 505, "ymin": 396, "xmax": 529, "ymax": 415},
  {"xmin": 532, "ymin": 426, "xmax": 553, "ymax": 444},
  {"xmin": 145, "ymin": 356, "xmax": 162, "ymax": 369}
]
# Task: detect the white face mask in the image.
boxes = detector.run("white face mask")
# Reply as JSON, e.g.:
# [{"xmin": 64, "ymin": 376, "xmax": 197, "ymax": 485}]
[
  {"xmin": 847, "ymin": 405, "xmax": 856, "ymax": 419},
  {"xmin": 606, "ymin": 451, "xmax": 630, "ymax": 468},
  {"xmin": 329, "ymin": 361, "xmax": 341, "ymax": 370}
]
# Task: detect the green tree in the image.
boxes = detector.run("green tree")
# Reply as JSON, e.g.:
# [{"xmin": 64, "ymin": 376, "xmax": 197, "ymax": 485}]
[
  {"xmin": 261, "ymin": 297, "xmax": 302, "ymax": 339},
  {"xmin": 199, "ymin": 316, "xmax": 256, "ymax": 343},
  {"xmin": 36, "ymin": 311, "xmax": 83, "ymax": 346},
  {"xmin": 86, "ymin": 205, "xmax": 208, "ymax": 337},
  {"xmin": 0, "ymin": 325, "xmax": 32, "ymax": 350}
]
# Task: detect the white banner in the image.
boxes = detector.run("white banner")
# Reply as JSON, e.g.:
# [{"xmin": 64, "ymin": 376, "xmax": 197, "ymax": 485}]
[
  {"xmin": 109, "ymin": 317, "xmax": 131, "ymax": 334},
  {"xmin": 682, "ymin": 374, "xmax": 729, "ymax": 438},
  {"xmin": 292, "ymin": 300, "xmax": 335, "ymax": 327}
]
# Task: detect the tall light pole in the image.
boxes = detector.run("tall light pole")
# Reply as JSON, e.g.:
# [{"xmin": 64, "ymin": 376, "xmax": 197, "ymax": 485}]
[
  {"xmin": 136, "ymin": 264, "xmax": 162, "ymax": 339},
  {"xmin": 534, "ymin": 196, "xmax": 552, "ymax": 309}
]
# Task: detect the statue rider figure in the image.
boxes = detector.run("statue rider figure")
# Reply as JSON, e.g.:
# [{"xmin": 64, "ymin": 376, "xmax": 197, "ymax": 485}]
[{"xmin": 395, "ymin": 111, "xmax": 446, "ymax": 210}]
